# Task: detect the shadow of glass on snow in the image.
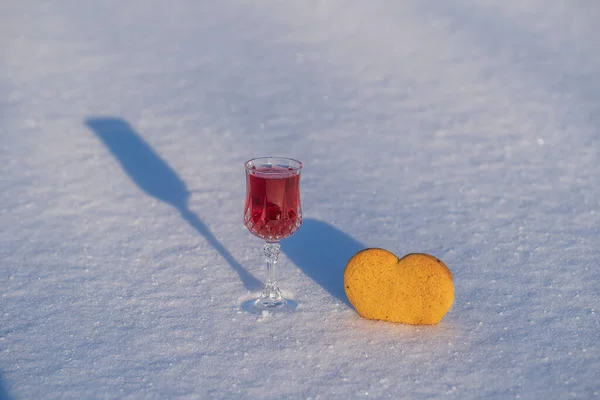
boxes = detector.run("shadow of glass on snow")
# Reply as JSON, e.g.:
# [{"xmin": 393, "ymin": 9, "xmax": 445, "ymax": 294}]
[
  {"xmin": 282, "ymin": 218, "xmax": 365, "ymax": 307},
  {"xmin": 85, "ymin": 117, "xmax": 262, "ymax": 291},
  {"xmin": 0, "ymin": 372, "xmax": 13, "ymax": 400}
]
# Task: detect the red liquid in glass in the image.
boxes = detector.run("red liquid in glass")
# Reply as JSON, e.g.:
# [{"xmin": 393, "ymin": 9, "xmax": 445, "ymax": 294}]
[{"xmin": 244, "ymin": 166, "xmax": 302, "ymax": 241}]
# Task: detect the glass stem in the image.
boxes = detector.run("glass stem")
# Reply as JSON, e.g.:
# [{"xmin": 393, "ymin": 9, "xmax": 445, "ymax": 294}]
[
  {"xmin": 256, "ymin": 242, "xmax": 284, "ymax": 307},
  {"xmin": 264, "ymin": 242, "xmax": 280, "ymax": 289}
]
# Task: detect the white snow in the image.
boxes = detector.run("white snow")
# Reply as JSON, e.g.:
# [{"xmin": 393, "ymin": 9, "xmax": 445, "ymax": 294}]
[{"xmin": 1, "ymin": 0, "xmax": 600, "ymax": 398}]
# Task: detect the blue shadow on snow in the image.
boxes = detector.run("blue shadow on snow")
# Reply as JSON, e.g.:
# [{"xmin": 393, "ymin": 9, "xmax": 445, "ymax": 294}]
[
  {"xmin": 85, "ymin": 117, "xmax": 262, "ymax": 291},
  {"xmin": 0, "ymin": 371, "xmax": 13, "ymax": 400},
  {"xmin": 282, "ymin": 218, "xmax": 365, "ymax": 307}
]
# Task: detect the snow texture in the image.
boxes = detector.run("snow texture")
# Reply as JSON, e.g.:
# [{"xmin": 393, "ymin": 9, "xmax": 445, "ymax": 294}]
[{"xmin": 1, "ymin": 0, "xmax": 600, "ymax": 398}]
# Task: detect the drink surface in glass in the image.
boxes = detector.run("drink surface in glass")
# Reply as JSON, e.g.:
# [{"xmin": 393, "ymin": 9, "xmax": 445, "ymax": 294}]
[{"xmin": 243, "ymin": 157, "xmax": 302, "ymax": 312}]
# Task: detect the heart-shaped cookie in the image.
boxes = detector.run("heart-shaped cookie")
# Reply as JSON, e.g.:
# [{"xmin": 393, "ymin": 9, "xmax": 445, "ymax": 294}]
[{"xmin": 344, "ymin": 249, "xmax": 454, "ymax": 325}]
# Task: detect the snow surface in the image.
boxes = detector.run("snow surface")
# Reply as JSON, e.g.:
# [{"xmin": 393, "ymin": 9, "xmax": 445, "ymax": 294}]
[{"xmin": 1, "ymin": 0, "xmax": 600, "ymax": 398}]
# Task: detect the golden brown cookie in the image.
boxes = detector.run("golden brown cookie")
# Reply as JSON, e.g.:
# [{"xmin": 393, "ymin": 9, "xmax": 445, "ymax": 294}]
[{"xmin": 344, "ymin": 249, "xmax": 454, "ymax": 325}]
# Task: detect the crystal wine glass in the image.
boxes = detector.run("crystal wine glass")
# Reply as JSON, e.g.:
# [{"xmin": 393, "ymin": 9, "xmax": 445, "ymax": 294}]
[{"xmin": 243, "ymin": 157, "xmax": 302, "ymax": 311}]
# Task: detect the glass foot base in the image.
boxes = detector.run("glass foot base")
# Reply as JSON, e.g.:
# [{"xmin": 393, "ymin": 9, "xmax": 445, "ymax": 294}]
[
  {"xmin": 241, "ymin": 298, "xmax": 298, "ymax": 314},
  {"xmin": 256, "ymin": 284, "xmax": 285, "ymax": 307}
]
